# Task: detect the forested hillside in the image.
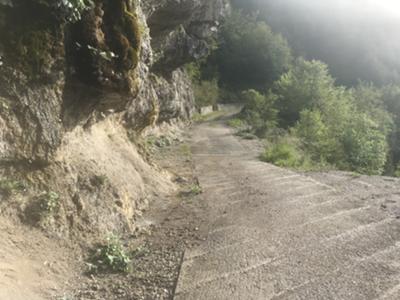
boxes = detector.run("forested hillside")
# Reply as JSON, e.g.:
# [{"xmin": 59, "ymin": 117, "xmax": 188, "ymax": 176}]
[
  {"xmin": 190, "ymin": 0, "xmax": 400, "ymax": 176},
  {"xmin": 231, "ymin": 0, "xmax": 400, "ymax": 86}
]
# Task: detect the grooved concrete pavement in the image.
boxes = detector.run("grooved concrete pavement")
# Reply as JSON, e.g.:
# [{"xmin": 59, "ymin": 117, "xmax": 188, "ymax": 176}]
[{"xmin": 174, "ymin": 118, "xmax": 400, "ymax": 300}]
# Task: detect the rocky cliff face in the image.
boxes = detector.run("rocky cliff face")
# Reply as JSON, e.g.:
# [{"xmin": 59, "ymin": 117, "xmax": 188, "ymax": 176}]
[
  {"xmin": 127, "ymin": 0, "xmax": 231, "ymax": 130},
  {"xmin": 0, "ymin": 0, "xmax": 230, "ymax": 239}
]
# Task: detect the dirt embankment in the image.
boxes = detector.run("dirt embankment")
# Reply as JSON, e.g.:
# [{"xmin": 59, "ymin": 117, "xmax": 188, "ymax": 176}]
[
  {"xmin": 71, "ymin": 125, "xmax": 210, "ymax": 300},
  {"xmin": 0, "ymin": 122, "xmax": 208, "ymax": 300}
]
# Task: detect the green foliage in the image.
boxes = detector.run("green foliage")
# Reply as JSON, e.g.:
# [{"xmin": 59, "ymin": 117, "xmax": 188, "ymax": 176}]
[
  {"xmin": 38, "ymin": 191, "xmax": 60, "ymax": 215},
  {"xmin": 0, "ymin": 179, "xmax": 25, "ymax": 197},
  {"xmin": 227, "ymin": 118, "xmax": 246, "ymax": 129},
  {"xmin": 265, "ymin": 58, "xmax": 391, "ymax": 175},
  {"xmin": 189, "ymin": 184, "xmax": 202, "ymax": 195},
  {"xmin": 154, "ymin": 136, "xmax": 172, "ymax": 148},
  {"xmin": 351, "ymin": 82, "xmax": 393, "ymax": 135},
  {"xmin": 91, "ymin": 234, "xmax": 131, "ymax": 273},
  {"xmin": 186, "ymin": 62, "xmax": 220, "ymax": 107},
  {"xmin": 180, "ymin": 183, "xmax": 203, "ymax": 198},
  {"xmin": 394, "ymin": 165, "xmax": 400, "ymax": 178},
  {"xmin": 238, "ymin": 56, "xmax": 392, "ymax": 175},
  {"xmin": 58, "ymin": 0, "xmax": 94, "ymax": 23},
  {"xmin": 342, "ymin": 114, "xmax": 388, "ymax": 175},
  {"xmin": 0, "ymin": 1, "xmax": 74, "ymax": 78},
  {"xmin": 293, "ymin": 109, "xmax": 332, "ymax": 163},
  {"xmin": 381, "ymin": 85, "xmax": 400, "ymax": 173},
  {"xmin": 215, "ymin": 11, "xmax": 292, "ymax": 91},
  {"xmin": 274, "ymin": 58, "xmax": 338, "ymax": 127},
  {"xmin": 241, "ymin": 89, "xmax": 278, "ymax": 137},
  {"xmin": 142, "ymin": 135, "xmax": 172, "ymax": 149},
  {"xmin": 261, "ymin": 139, "xmax": 304, "ymax": 168},
  {"xmin": 69, "ymin": 0, "xmax": 141, "ymax": 86},
  {"xmin": 185, "ymin": 62, "xmax": 202, "ymax": 83},
  {"xmin": 24, "ymin": 191, "xmax": 60, "ymax": 226},
  {"xmin": 193, "ymin": 6, "xmax": 396, "ymax": 176},
  {"xmin": 193, "ymin": 80, "xmax": 219, "ymax": 107}
]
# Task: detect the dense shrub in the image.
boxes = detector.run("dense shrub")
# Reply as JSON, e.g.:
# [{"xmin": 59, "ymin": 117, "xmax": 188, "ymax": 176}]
[
  {"xmin": 246, "ymin": 58, "xmax": 392, "ymax": 174},
  {"xmin": 274, "ymin": 58, "xmax": 338, "ymax": 127},
  {"xmin": 293, "ymin": 109, "xmax": 331, "ymax": 163},
  {"xmin": 241, "ymin": 89, "xmax": 278, "ymax": 137},
  {"xmin": 261, "ymin": 138, "xmax": 306, "ymax": 168},
  {"xmin": 341, "ymin": 114, "xmax": 388, "ymax": 175},
  {"xmin": 380, "ymin": 85, "xmax": 400, "ymax": 173}
]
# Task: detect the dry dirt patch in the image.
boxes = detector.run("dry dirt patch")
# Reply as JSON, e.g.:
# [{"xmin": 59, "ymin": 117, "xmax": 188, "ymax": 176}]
[
  {"xmin": 71, "ymin": 130, "xmax": 209, "ymax": 300},
  {"xmin": 0, "ymin": 218, "xmax": 79, "ymax": 300}
]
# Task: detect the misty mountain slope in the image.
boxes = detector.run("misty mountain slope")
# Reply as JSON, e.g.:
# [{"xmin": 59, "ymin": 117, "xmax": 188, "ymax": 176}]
[{"xmin": 232, "ymin": 0, "xmax": 400, "ymax": 85}]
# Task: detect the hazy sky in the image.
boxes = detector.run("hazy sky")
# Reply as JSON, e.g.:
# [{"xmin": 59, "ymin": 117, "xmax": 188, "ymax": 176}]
[{"xmin": 264, "ymin": 0, "xmax": 400, "ymax": 17}]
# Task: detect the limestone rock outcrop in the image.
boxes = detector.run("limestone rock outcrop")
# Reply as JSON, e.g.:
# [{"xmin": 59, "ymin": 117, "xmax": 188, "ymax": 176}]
[{"xmin": 0, "ymin": 0, "xmax": 230, "ymax": 238}]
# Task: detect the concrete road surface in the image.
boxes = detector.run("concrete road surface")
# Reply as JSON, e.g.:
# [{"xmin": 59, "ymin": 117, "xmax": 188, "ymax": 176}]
[{"xmin": 174, "ymin": 116, "xmax": 400, "ymax": 300}]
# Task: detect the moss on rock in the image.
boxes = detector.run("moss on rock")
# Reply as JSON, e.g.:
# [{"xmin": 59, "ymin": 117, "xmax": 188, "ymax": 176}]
[
  {"xmin": 104, "ymin": 0, "xmax": 141, "ymax": 73},
  {"xmin": 0, "ymin": 1, "xmax": 64, "ymax": 80},
  {"xmin": 67, "ymin": 0, "xmax": 142, "ymax": 93},
  {"xmin": 11, "ymin": 30, "xmax": 53, "ymax": 77}
]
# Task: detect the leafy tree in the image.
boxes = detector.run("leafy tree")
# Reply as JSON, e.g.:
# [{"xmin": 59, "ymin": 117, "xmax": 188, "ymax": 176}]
[
  {"xmin": 274, "ymin": 58, "xmax": 338, "ymax": 127},
  {"xmin": 293, "ymin": 109, "xmax": 330, "ymax": 162},
  {"xmin": 342, "ymin": 113, "xmax": 388, "ymax": 175},
  {"xmin": 382, "ymin": 84, "xmax": 400, "ymax": 172},
  {"xmin": 268, "ymin": 59, "xmax": 390, "ymax": 174},
  {"xmin": 351, "ymin": 82, "xmax": 392, "ymax": 135},
  {"xmin": 214, "ymin": 11, "xmax": 292, "ymax": 91},
  {"xmin": 241, "ymin": 89, "xmax": 278, "ymax": 136}
]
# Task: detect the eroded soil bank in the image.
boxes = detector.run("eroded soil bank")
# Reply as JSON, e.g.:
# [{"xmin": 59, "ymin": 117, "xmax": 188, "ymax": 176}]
[{"xmin": 0, "ymin": 124, "xmax": 209, "ymax": 300}]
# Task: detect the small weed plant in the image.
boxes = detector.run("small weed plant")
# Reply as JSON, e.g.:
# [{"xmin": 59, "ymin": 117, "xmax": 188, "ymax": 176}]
[
  {"xmin": 0, "ymin": 179, "xmax": 25, "ymax": 197},
  {"xmin": 227, "ymin": 118, "xmax": 246, "ymax": 129},
  {"xmin": 91, "ymin": 175, "xmax": 108, "ymax": 187},
  {"xmin": 190, "ymin": 184, "xmax": 203, "ymax": 195},
  {"xmin": 91, "ymin": 234, "xmax": 131, "ymax": 273},
  {"xmin": 38, "ymin": 191, "xmax": 60, "ymax": 215}
]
